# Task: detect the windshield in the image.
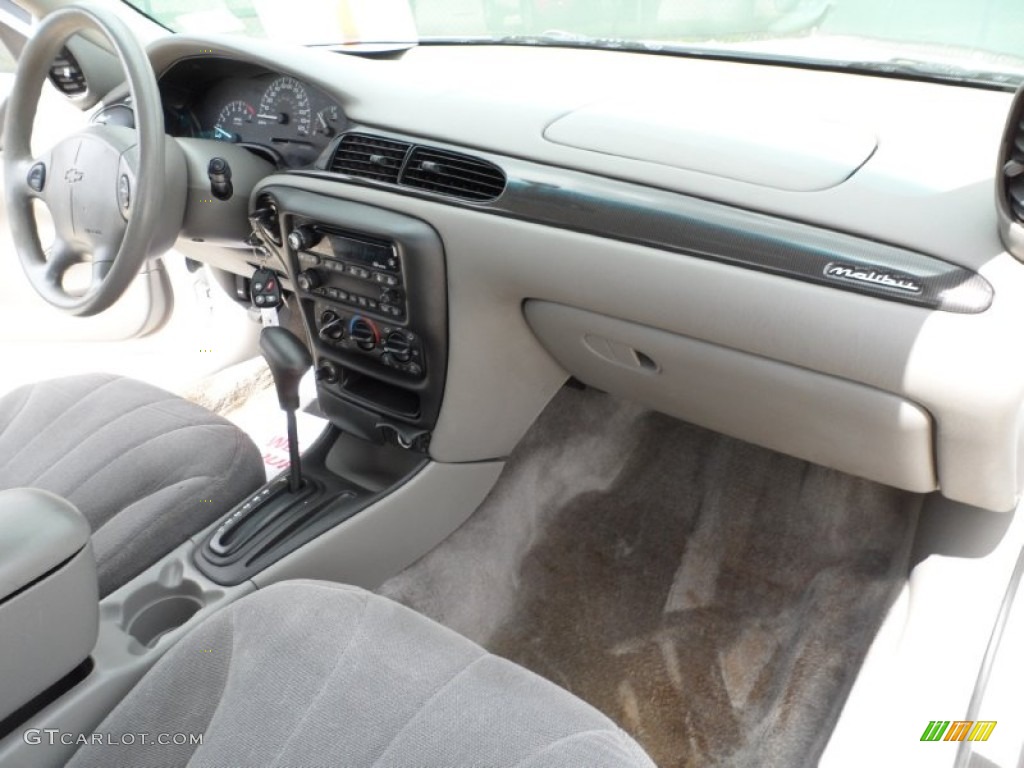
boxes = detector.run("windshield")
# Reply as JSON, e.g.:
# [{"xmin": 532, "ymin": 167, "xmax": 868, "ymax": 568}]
[{"xmin": 124, "ymin": 0, "xmax": 1024, "ymax": 86}]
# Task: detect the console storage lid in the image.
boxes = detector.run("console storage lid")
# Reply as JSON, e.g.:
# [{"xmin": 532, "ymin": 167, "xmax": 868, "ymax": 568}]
[
  {"xmin": 0, "ymin": 488, "xmax": 91, "ymax": 600},
  {"xmin": 0, "ymin": 488, "xmax": 98, "ymax": 723}
]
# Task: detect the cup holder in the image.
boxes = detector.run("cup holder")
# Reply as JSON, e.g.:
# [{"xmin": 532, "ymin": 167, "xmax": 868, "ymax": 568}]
[{"xmin": 118, "ymin": 574, "xmax": 212, "ymax": 649}]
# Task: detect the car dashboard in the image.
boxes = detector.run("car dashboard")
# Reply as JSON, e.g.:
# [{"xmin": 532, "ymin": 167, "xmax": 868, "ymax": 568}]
[{"xmin": 122, "ymin": 34, "xmax": 1024, "ymax": 515}]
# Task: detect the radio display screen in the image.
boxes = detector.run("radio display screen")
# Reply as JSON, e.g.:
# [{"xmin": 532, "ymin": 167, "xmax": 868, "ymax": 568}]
[{"xmin": 310, "ymin": 231, "xmax": 399, "ymax": 274}]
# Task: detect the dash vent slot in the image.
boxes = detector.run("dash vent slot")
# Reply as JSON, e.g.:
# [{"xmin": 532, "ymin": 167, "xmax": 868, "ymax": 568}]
[
  {"xmin": 1003, "ymin": 112, "xmax": 1024, "ymax": 222},
  {"xmin": 997, "ymin": 84, "xmax": 1024, "ymax": 262},
  {"xmin": 48, "ymin": 47, "xmax": 87, "ymax": 97},
  {"xmin": 400, "ymin": 146, "xmax": 506, "ymax": 201},
  {"xmin": 329, "ymin": 133, "xmax": 411, "ymax": 184}
]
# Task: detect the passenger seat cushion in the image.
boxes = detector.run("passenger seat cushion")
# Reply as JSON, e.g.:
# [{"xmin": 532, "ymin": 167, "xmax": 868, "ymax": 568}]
[
  {"xmin": 67, "ymin": 581, "xmax": 655, "ymax": 768},
  {"xmin": 0, "ymin": 374, "xmax": 265, "ymax": 595}
]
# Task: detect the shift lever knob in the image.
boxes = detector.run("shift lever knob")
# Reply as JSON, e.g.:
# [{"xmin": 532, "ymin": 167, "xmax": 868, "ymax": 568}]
[{"xmin": 259, "ymin": 327, "xmax": 312, "ymax": 412}]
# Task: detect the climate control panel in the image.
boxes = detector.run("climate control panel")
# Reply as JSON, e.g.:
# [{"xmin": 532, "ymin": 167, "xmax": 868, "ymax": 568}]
[{"xmin": 313, "ymin": 304, "xmax": 425, "ymax": 378}]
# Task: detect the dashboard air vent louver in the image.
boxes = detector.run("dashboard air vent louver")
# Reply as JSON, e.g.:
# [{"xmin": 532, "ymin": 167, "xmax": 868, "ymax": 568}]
[
  {"xmin": 400, "ymin": 147, "xmax": 507, "ymax": 201},
  {"xmin": 1004, "ymin": 111, "xmax": 1024, "ymax": 222},
  {"xmin": 48, "ymin": 47, "xmax": 87, "ymax": 97},
  {"xmin": 253, "ymin": 194, "xmax": 282, "ymax": 246},
  {"xmin": 329, "ymin": 133, "xmax": 411, "ymax": 184}
]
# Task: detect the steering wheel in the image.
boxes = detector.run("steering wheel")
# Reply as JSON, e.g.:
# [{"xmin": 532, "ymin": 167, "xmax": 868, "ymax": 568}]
[{"xmin": 3, "ymin": 4, "xmax": 166, "ymax": 316}]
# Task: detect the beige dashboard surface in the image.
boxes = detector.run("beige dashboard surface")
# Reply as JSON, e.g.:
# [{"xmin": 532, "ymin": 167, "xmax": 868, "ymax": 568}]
[{"xmin": 543, "ymin": 89, "xmax": 877, "ymax": 191}]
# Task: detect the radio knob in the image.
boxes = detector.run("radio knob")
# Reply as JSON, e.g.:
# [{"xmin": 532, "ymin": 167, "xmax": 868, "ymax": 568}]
[
  {"xmin": 287, "ymin": 226, "xmax": 320, "ymax": 252},
  {"xmin": 297, "ymin": 270, "xmax": 323, "ymax": 292},
  {"xmin": 380, "ymin": 288, "xmax": 404, "ymax": 306},
  {"xmin": 348, "ymin": 315, "xmax": 379, "ymax": 351}
]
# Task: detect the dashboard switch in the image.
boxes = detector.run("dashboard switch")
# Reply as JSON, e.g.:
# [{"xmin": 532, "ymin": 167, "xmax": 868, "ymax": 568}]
[
  {"xmin": 315, "ymin": 360, "xmax": 339, "ymax": 384},
  {"xmin": 208, "ymin": 157, "xmax": 233, "ymax": 200}
]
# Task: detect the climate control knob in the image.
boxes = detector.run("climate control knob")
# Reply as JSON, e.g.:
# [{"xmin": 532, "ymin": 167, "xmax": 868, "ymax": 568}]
[
  {"xmin": 348, "ymin": 315, "xmax": 379, "ymax": 351},
  {"xmin": 383, "ymin": 331, "xmax": 413, "ymax": 363},
  {"xmin": 287, "ymin": 226, "xmax": 321, "ymax": 253},
  {"xmin": 318, "ymin": 310, "xmax": 344, "ymax": 341}
]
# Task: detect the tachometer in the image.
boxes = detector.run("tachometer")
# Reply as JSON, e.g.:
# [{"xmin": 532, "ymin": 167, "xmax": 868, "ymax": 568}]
[
  {"xmin": 257, "ymin": 77, "xmax": 312, "ymax": 138},
  {"xmin": 214, "ymin": 100, "xmax": 254, "ymax": 142}
]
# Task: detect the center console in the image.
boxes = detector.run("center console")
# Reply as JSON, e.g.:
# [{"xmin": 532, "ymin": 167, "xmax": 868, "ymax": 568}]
[
  {"xmin": 257, "ymin": 186, "xmax": 448, "ymax": 452},
  {"xmin": 191, "ymin": 187, "xmax": 446, "ymax": 586}
]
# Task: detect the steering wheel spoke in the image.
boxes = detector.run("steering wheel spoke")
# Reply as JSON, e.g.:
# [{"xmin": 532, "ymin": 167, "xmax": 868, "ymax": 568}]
[
  {"xmin": 25, "ymin": 236, "xmax": 80, "ymax": 295},
  {"xmin": 89, "ymin": 254, "xmax": 115, "ymax": 291}
]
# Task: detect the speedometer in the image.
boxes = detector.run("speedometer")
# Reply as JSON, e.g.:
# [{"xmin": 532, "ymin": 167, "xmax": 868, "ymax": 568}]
[{"xmin": 256, "ymin": 77, "xmax": 312, "ymax": 138}]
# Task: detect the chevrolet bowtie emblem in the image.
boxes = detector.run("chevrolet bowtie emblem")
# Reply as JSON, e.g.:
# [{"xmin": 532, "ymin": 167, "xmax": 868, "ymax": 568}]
[{"xmin": 64, "ymin": 168, "xmax": 84, "ymax": 183}]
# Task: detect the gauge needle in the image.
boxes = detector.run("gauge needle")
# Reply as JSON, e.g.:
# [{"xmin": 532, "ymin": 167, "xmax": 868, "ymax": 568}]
[
  {"xmin": 214, "ymin": 126, "xmax": 233, "ymax": 140},
  {"xmin": 258, "ymin": 113, "xmax": 286, "ymax": 123}
]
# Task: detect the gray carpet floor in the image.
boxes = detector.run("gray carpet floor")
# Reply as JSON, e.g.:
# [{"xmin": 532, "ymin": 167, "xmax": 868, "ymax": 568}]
[{"xmin": 379, "ymin": 386, "xmax": 921, "ymax": 767}]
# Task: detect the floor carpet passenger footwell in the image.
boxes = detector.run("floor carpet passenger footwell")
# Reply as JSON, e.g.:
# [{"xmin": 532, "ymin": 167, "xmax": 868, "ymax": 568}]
[{"xmin": 378, "ymin": 387, "xmax": 921, "ymax": 767}]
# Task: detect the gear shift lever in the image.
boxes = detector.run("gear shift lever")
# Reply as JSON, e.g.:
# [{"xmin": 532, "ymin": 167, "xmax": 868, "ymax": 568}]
[{"xmin": 260, "ymin": 327, "xmax": 312, "ymax": 492}]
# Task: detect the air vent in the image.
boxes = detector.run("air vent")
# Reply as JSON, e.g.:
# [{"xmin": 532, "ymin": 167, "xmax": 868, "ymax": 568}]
[
  {"xmin": 253, "ymin": 194, "xmax": 282, "ymax": 246},
  {"xmin": 400, "ymin": 147, "xmax": 506, "ymax": 201},
  {"xmin": 998, "ymin": 86, "xmax": 1024, "ymax": 262},
  {"xmin": 1003, "ymin": 112, "xmax": 1024, "ymax": 222},
  {"xmin": 48, "ymin": 47, "xmax": 87, "ymax": 97},
  {"xmin": 329, "ymin": 133, "xmax": 411, "ymax": 184}
]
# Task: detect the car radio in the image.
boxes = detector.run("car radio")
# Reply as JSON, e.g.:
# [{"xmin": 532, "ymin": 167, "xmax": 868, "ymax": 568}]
[
  {"xmin": 290, "ymin": 226, "xmax": 407, "ymax": 322},
  {"xmin": 288, "ymin": 223, "xmax": 428, "ymax": 383}
]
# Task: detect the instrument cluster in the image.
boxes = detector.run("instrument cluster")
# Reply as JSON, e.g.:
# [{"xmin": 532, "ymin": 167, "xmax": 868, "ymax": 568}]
[{"xmin": 160, "ymin": 61, "xmax": 346, "ymax": 169}]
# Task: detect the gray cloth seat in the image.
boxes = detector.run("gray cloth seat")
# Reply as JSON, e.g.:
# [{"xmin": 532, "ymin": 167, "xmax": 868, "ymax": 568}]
[
  {"xmin": 0, "ymin": 374, "xmax": 265, "ymax": 595},
  {"xmin": 68, "ymin": 581, "xmax": 656, "ymax": 767}
]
